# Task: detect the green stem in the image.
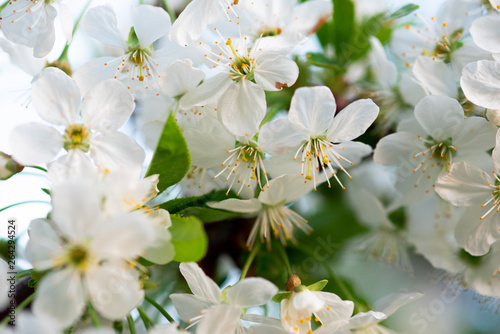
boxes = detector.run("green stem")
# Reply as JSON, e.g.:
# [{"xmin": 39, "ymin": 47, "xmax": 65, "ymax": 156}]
[
  {"xmin": 162, "ymin": 0, "xmax": 176, "ymax": 23},
  {"xmin": 87, "ymin": 303, "xmax": 100, "ymax": 328},
  {"xmin": 137, "ymin": 306, "xmax": 153, "ymax": 329},
  {"xmin": 26, "ymin": 165, "xmax": 47, "ymax": 173},
  {"xmin": 239, "ymin": 242, "xmax": 261, "ymax": 281},
  {"xmin": 0, "ymin": 293, "xmax": 36, "ymax": 327},
  {"xmin": 144, "ymin": 295, "xmax": 174, "ymax": 322},
  {"xmin": 127, "ymin": 314, "xmax": 136, "ymax": 334},
  {"xmin": 0, "ymin": 201, "xmax": 51, "ymax": 213},
  {"xmin": 16, "ymin": 269, "xmax": 32, "ymax": 280},
  {"xmin": 277, "ymin": 245, "xmax": 293, "ymax": 277}
]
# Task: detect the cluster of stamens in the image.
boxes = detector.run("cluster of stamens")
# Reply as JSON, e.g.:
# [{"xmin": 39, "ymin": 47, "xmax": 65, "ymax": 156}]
[
  {"xmin": 412, "ymin": 135, "xmax": 456, "ymax": 188},
  {"xmin": 247, "ymin": 205, "xmax": 312, "ymax": 251},
  {"xmin": 401, "ymin": 14, "xmax": 464, "ymax": 66},
  {"xmin": 104, "ymin": 48, "xmax": 161, "ymax": 95},
  {"xmin": 480, "ymin": 175, "xmax": 500, "ymax": 221},
  {"xmin": 212, "ymin": 143, "xmax": 268, "ymax": 196},
  {"xmin": 0, "ymin": 0, "xmax": 45, "ymax": 31},
  {"xmin": 295, "ymin": 138, "xmax": 353, "ymax": 190},
  {"xmin": 63, "ymin": 124, "xmax": 91, "ymax": 152}
]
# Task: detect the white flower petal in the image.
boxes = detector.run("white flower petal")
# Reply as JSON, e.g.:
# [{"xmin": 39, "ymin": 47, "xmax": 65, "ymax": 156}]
[
  {"xmin": 414, "ymin": 95, "xmax": 464, "ymax": 141},
  {"xmin": 259, "ymin": 174, "xmax": 313, "ymax": 206},
  {"xmin": 81, "ymin": 79, "xmax": 135, "ymax": 132},
  {"xmin": 226, "ymin": 278, "xmax": 278, "ymax": 308},
  {"xmin": 168, "ymin": 0, "xmax": 225, "ymax": 46},
  {"xmin": 327, "ymin": 99, "xmax": 379, "ymax": 143},
  {"xmin": 196, "ymin": 304, "xmax": 241, "ymax": 334},
  {"xmin": 219, "ymin": 80, "xmax": 266, "ymax": 137},
  {"xmin": 82, "ymin": 5, "xmax": 127, "ymax": 50},
  {"xmin": 399, "ymin": 73, "xmax": 428, "ymax": 107},
  {"xmin": 159, "ymin": 59, "xmax": 205, "ymax": 98},
  {"xmin": 25, "ymin": 219, "xmax": 63, "ymax": 271},
  {"xmin": 9, "ymin": 122, "xmax": 62, "ymax": 166},
  {"xmin": 89, "ymin": 213, "xmax": 154, "ymax": 260},
  {"xmin": 435, "ymin": 161, "xmax": 493, "ymax": 207},
  {"xmin": 32, "ymin": 5, "xmax": 57, "ymax": 58},
  {"xmin": 461, "ymin": 60, "xmax": 500, "ymax": 109},
  {"xmin": 315, "ymin": 291, "xmax": 354, "ymax": 325},
  {"xmin": 208, "ymin": 198, "xmax": 263, "ymax": 213},
  {"xmin": 33, "ymin": 269, "xmax": 86, "ymax": 329},
  {"xmin": 341, "ymin": 311, "xmax": 387, "ymax": 330},
  {"xmin": 453, "ymin": 117, "xmax": 496, "ymax": 155},
  {"xmin": 73, "ymin": 56, "xmax": 120, "ymax": 96},
  {"xmin": 179, "ymin": 73, "xmax": 232, "ymax": 109},
  {"xmin": 413, "ymin": 56, "xmax": 457, "ymax": 98},
  {"xmin": 179, "ymin": 262, "xmax": 221, "ymax": 304},
  {"xmin": 0, "ymin": 38, "xmax": 46, "ymax": 76},
  {"xmin": 455, "ymin": 206, "xmax": 500, "ymax": 256},
  {"xmin": 259, "ymin": 118, "xmax": 309, "ymax": 155},
  {"xmin": 254, "ymin": 56, "xmax": 299, "ymax": 92},
  {"xmin": 285, "ymin": 0, "xmax": 332, "ymax": 36},
  {"xmin": 51, "ymin": 182, "xmax": 102, "ymax": 240},
  {"xmin": 32, "ymin": 67, "xmax": 81, "ymax": 126},
  {"xmin": 58, "ymin": 3, "xmax": 73, "ymax": 44},
  {"xmin": 373, "ymin": 291, "xmax": 423, "ymax": 316},
  {"xmin": 87, "ymin": 264, "xmax": 144, "ymax": 320},
  {"xmin": 369, "ymin": 36, "xmax": 397, "ymax": 88},
  {"xmin": 170, "ymin": 293, "xmax": 214, "ymax": 321},
  {"xmin": 373, "ymin": 132, "xmax": 425, "ymax": 166},
  {"xmin": 90, "ymin": 132, "xmax": 145, "ymax": 171},
  {"xmin": 288, "ymin": 86, "xmax": 336, "ymax": 137},
  {"xmin": 132, "ymin": 5, "xmax": 171, "ymax": 49},
  {"xmin": 470, "ymin": 15, "xmax": 500, "ymax": 54}
]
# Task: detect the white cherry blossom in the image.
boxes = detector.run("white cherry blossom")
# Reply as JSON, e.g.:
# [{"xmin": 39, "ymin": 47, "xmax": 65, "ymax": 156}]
[
  {"xmin": 260, "ymin": 86, "xmax": 378, "ymax": 190},
  {"xmin": 0, "ymin": 0, "xmax": 72, "ymax": 58},
  {"xmin": 180, "ymin": 33, "xmax": 299, "ymax": 137},
  {"xmin": 25, "ymin": 182, "xmax": 155, "ymax": 328},
  {"xmin": 374, "ymin": 95, "xmax": 497, "ymax": 206},
  {"xmin": 9, "ymin": 67, "xmax": 144, "ymax": 172},
  {"xmin": 170, "ymin": 262, "xmax": 278, "ymax": 334},
  {"xmin": 209, "ymin": 174, "xmax": 313, "ymax": 249},
  {"xmin": 74, "ymin": 5, "xmax": 182, "ymax": 97}
]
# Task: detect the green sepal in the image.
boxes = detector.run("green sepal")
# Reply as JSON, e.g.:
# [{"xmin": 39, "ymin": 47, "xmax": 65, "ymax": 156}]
[
  {"xmin": 127, "ymin": 27, "xmax": 140, "ymax": 50},
  {"xmin": 307, "ymin": 279, "xmax": 328, "ymax": 291},
  {"xmin": 272, "ymin": 291, "xmax": 292, "ymax": 303}
]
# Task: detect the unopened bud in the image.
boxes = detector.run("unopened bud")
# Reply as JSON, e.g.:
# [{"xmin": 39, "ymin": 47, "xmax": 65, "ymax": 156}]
[
  {"xmin": 286, "ymin": 275, "xmax": 301, "ymax": 291},
  {"xmin": 0, "ymin": 152, "xmax": 23, "ymax": 180}
]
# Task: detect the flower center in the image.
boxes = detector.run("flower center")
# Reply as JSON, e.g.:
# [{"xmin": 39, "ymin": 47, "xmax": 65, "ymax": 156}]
[
  {"xmin": 64, "ymin": 244, "xmax": 92, "ymax": 272},
  {"xmin": 261, "ymin": 27, "xmax": 282, "ymax": 37},
  {"xmin": 63, "ymin": 124, "xmax": 91, "ymax": 152},
  {"xmin": 212, "ymin": 141, "xmax": 269, "ymax": 196},
  {"xmin": 226, "ymin": 38, "xmax": 255, "ymax": 81},
  {"xmin": 295, "ymin": 137, "xmax": 353, "ymax": 191},
  {"xmin": 247, "ymin": 205, "xmax": 311, "ymax": 250}
]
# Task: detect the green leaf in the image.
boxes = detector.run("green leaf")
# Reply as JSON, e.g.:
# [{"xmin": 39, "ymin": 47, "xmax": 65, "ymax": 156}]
[
  {"xmin": 306, "ymin": 53, "xmax": 343, "ymax": 70},
  {"xmin": 41, "ymin": 188, "xmax": 51, "ymax": 196},
  {"xmin": 146, "ymin": 114, "xmax": 191, "ymax": 193},
  {"xmin": 159, "ymin": 190, "xmax": 231, "ymax": 214},
  {"xmin": 272, "ymin": 291, "xmax": 292, "ymax": 303},
  {"xmin": 178, "ymin": 206, "xmax": 243, "ymax": 223},
  {"xmin": 307, "ymin": 279, "xmax": 328, "ymax": 291},
  {"xmin": 333, "ymin": 0, "xmax": 355, "ymax": 62},
  {"xmin": 387, "ymin": 4, "xmax": 419, "ymax": 20},
  {"xmin": 170, "ymin": 215, "xmax": 208, "ymax": 262}
]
